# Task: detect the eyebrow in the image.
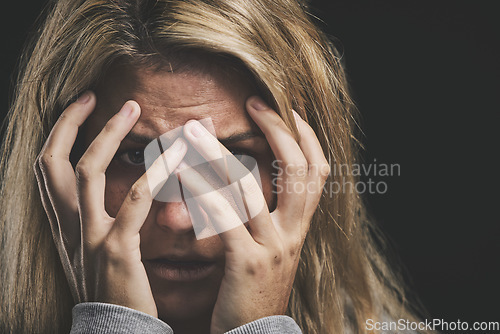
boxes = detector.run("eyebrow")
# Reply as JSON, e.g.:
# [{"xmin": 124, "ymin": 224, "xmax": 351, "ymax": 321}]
[
  {"xmin": 123, "ymin": 130, "xmax": 264, "ymax": 146},
  {"xmin": 219, "ymin": 131, "xmax": 264, "ymax": 145}
]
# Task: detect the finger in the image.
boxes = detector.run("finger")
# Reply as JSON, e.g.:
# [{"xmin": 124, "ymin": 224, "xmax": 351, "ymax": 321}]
[
  {"xmin": 182, "ymin": 120, "xmax": 235, "ymax": 200},
  {"xmin": 34, "ymin": 162, "xmax": 82, "ymax": 302},
  {"xmin": 33, "ymin": 162, "xmax": 60, "ymax": 244},
  {"xmin": 183, "ymin": 120, "xmax": 277, "ymax": 244},
  {"xmin": 110, "ymin": 138, "xmax": 187, "ymax": 238},
  {"xmin": 182, "ymin": 122, "xmax": 263, "ymax": 211},
  {"xmin": 78, "ymin": 101, "xmax": 140, "ymax": 245},
  {"xmin": 291, "ymin": 110, "xmax": 331, "ymax": 236},
  {"xmin": 176, "ymin": 161, "xmax": 255, "ymax": 251},
  {"xmin": 38, "ymin": 91, "xmax": 96, "ymax": 244},
  {"xmin": 246, "ymin": 96, "xmax": 308, "ymax": 218},
  {"xmin": 37, "ymin": 155, "xmax": 81, "ymax": 249},
  {"xmin": 292, "ymin": 110, "xmax": 330, "ymax": 197},
  {"xmin": 43, "ymin": 91, "xmax": 96, "ymax": 160}
]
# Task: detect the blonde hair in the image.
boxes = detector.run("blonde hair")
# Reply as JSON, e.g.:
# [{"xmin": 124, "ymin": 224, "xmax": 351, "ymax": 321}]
[{"xmin": 0, "ymin": 0, "xmax": 427, "ymax": 333}]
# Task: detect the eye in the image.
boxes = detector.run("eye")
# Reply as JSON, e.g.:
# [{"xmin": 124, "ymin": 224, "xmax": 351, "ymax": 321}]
[
  {"xmin": 228, "ymin": 149, "xmax": 250, "ymax": 161},
  {"xmin": 227, "ymin": 149, "xmax": 257, "ymax": 169},
  {"xmin": 229, "ymin": 149, "xmax": 243, "ymax": 156},
  {"xmin": 117, "ymin": 149, "xmax": 145, "ymax": 166}
]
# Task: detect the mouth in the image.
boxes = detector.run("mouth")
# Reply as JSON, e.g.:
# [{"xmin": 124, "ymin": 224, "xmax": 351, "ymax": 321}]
[{"xmin": 143, "ymin": 258, "xmax": 217, "ymax": 282}]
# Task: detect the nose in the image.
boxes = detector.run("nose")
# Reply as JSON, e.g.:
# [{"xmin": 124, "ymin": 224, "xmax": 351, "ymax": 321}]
[{"xmin": 153, "ymin": 200, "xmax": 194, "ymax": 235}]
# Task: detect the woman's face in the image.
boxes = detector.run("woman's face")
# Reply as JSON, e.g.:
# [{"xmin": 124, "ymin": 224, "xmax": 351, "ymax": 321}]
[{"xmin": 83, "ymin": 63, "xmax": 276, "ymax": 325}]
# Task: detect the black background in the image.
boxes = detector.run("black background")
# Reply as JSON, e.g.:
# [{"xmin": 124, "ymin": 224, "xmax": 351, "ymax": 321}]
[{"xmin": 2, "ymin": 0, "xmax": 499, "ymax": 326}]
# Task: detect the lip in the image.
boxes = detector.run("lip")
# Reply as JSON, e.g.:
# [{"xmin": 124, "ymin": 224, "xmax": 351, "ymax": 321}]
[{"xmin": 143, "ymin": 258, "xmax": 217, "ymax": 282}]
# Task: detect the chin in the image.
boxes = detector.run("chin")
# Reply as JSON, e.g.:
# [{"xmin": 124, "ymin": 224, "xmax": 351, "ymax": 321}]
[
  {"xmin": 155, "ymin": 288, "xmax": 215, "ymax": 321},
  {"xmin": 147, "ymin": 271, "xmax": 222, "ymax": 322}
]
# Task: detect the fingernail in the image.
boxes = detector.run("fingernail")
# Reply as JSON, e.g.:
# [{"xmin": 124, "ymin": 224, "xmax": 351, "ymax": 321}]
[
  {"xmin": 189, "ymin": 121, "xmax": 205, "ymax": 138},
  {"xmin": 171, "ymin": 138, "xmax": 186, "ymax": 151},
  {"xmin": 77, "ymin": 92, "xmax": 91, "ymax": 104},
  {"xmin": 119, "ymin": 102, "xmax": 135, "ymax": 117},
  {"xmin": 250, "ymin": 97, "xmax": 267, "ymax": 111}
]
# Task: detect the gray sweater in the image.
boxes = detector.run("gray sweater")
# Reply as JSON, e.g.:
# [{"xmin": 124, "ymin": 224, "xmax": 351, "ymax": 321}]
[{"xmin": 70, "ymin": 302, "xmax": 302, "ymax": 333}]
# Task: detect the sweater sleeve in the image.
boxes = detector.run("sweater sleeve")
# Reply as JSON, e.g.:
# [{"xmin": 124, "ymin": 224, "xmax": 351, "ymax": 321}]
[
  {"xmin": 225, "ymin": 316, "xmax": 303, "ymax": 334},
  {"xmin": 70, "ymin": 302, "xmax": 173, "ymax": 334},
  {"xmin": 71, "ymin": 302, "xmax": 302, "ymax": 334}
]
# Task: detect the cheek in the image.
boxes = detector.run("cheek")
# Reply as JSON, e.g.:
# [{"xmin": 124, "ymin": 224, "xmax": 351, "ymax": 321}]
[{"xmin": 104, "ymin": 172, "xmax": 136, "ymax": 216}]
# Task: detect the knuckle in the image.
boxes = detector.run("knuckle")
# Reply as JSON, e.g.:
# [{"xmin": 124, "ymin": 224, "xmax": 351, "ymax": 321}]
[
  {"xmin": 270, "ymin": 244, "xmax": 285, "ymax": 265},
  {"xmin": 270, "ymin": 114, "xmax": 284, "ymax": 128},
  {"xmin": 57, "ymin": 112, "xmax": 69, "ymax": 123},
  {"xmin": 286, "ymin": 160, "xmax": 308, "ymax": 177},
  {"xmin": 101, "ymin": 237, "xmax": 122, "ymax": 262},
  {"xmin": 103, "ymin": 117, "xmax": 120, "ymax": 133},
  {"xmin": 319, "ymin": 161, "xmax": 331, "ymax": 180},
  {"xmin": 244, "ymin": 254, "xmax": 265, "ymax": 275},
  {"xmin": 38, "ymin": 152, "xmax": 54, "ymax": 168},
  {"xmin": 287, "ymin": 240, "xmax": 303, "ymax": 258},
  {"xmin": 298, "ymin": 162, "xmax": 309, "ymax": 176},
  {"xmin": 128, "ymin": 182, "xmax": 150, "ymax": 202},
  {"xmin": 95, "ymin": 120, "xmax": 121, "ymax": 145},
  {"xmin": 209, "ymin": 198, "xmax": 234, "ymax": 221},
  {"xmin": 75, "ymin": 161, "xmax": 93, "ymax": 181},
  {"xmin": 241, "ymin": 177, "xmax": 262, "ymax": 199}
]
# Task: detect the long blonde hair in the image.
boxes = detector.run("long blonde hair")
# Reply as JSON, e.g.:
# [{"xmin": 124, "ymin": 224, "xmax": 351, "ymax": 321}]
[{"xmin": 1, "ymin": 0, "xmax": 426, "ymax": 333}]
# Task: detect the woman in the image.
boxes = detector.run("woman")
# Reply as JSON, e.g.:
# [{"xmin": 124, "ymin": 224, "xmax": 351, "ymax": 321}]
[{"xmin": 0, "ymin": 0, "xmax": 426, "ymax": 333}]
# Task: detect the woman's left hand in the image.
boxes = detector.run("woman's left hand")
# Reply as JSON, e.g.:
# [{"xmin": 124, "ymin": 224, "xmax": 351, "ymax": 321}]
[{"xmin": 180, "ymin": 96, "xmax": 330, "ymax": 334}]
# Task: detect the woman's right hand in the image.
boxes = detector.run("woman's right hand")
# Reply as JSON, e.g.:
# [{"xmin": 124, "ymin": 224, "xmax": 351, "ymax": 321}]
[{"xmin": 33, "ymin": 91, "xmax": 187, "ymax": 317}]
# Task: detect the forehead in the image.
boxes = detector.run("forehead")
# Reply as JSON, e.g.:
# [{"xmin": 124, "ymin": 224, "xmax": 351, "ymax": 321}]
[{"xmin": 89, "ymin": 62, "xmax": 259, "ymax": 139}]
